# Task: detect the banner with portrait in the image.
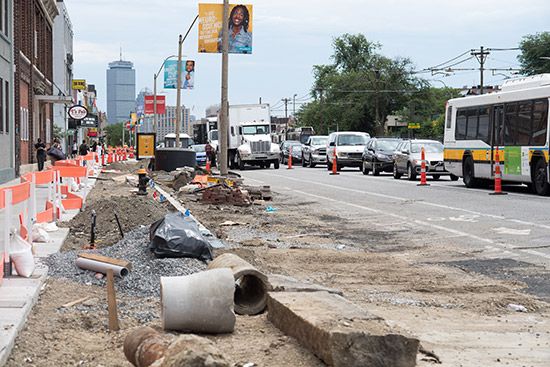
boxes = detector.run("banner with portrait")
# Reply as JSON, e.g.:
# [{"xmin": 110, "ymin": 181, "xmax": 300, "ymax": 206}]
[
  {"xmin": 164, "ymin": 60, "xmax": 196, "ymax": 89},
  {"xmin": 198, "ymin": 3, "xmax": 253, "ymax": 54}
]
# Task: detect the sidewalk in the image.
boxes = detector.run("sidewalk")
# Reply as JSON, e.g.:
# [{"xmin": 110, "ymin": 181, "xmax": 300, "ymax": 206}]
[{"xmin": 0, "ymin": 172, "xmax": 97, "ymax": 366}]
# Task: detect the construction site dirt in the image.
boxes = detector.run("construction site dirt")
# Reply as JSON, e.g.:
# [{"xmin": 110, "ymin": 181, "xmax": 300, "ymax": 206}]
[{"xmin": 5, "ymin": 165, "xmax": 550, "ymax": 366}]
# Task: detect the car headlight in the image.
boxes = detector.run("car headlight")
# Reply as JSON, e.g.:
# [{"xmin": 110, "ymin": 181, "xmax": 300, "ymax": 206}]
[
  {"xmin": 239, "ymin": 146, "xmax": 251, "ymax": 155},
  {"xmin": 376, "ymin": 153, "xmax": 388, "ymax": 159},
  {"xmin": 338, "ymin": 152, "xmax": 347, "ymax": 158},
  {"xmin": 270, "ymin": 145, "xmax": 280, "ymax": 153}
]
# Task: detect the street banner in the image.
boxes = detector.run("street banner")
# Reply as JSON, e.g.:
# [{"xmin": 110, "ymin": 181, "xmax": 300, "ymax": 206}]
[
  {"xmin": 131, "ymin": 112, "xmax": 138, "ymax": 125},
  {"xmin": 198, "ymin": 3, "xmax": 253, "ymax": 54},
  {"xmin": 72, "ymin": 79, "xmax": 86, "ymax": 90},
  {"xmin": 144, "ymin": 95, "xmax": 166, "ymax": 115},
  {"xmin": 164, "ymin": 60, "xmax": 196, "ymax": 89}
]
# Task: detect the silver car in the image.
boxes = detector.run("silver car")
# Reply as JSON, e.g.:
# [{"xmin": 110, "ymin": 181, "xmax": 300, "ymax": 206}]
[
  {"xmin": 393, "ymin": 139, "xmax": 457, "ymax": 180},
  {"xmin": 302, "ymin": 135, "xmax": 328, "ymax": 167}
]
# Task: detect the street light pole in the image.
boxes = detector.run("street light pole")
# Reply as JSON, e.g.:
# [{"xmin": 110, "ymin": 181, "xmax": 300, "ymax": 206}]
[
  {"xmin": 175, "ymin": 34, "xmax": 183, "ymax": 148},
  {"xmin": 219, "ymin": 0, "xmax": 230, "ymax": 175}
]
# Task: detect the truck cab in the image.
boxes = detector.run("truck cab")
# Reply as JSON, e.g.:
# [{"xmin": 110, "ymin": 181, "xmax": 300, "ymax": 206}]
[{"xmin": 233, "ymin": 121, "xmax": 280, "ymax": 169}]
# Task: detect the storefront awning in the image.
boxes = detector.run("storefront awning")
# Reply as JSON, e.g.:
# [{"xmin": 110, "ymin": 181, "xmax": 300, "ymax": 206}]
[{"xmin": 34, "ymin": 95, "xmax": 74, "ymax": 104}]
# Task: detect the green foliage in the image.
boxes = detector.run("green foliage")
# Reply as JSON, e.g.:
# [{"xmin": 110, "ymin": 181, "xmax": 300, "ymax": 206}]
[
  {"xmin": 297, "ymin": 33, "xmax": 426, "ymax": 136},
  {"xmin": 518, "ymin": 32, "xmax": 550, "ymax": 75},
  {"xmin": 105, "ymin": 123, "xmax": 123, "ymax": 146}
]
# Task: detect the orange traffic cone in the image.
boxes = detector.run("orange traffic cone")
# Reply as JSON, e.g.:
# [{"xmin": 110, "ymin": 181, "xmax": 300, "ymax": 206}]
[
  {"xmin": 287, "ymin": 146, "xmax": 293, "ymax": 169},
  {"xmin": 330, "ymin": 148, "xmax": 339, "ymax": 175},
  {"xmin": 417, "ymin": 146, "xmax": 430, "ymax": 186},
  {"xmin": 205, "ymin": 158, "xmax": 211, "ymax": 174},
  {"xmin": 490, "ymin": 147, "xmax": 507, "ymax": 196}
]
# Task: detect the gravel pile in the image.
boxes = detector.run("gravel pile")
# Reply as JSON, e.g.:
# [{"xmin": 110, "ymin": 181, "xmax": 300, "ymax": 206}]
[{"xmin": 46, "ymin": 226, "xmax": 207, "ymax": 297}]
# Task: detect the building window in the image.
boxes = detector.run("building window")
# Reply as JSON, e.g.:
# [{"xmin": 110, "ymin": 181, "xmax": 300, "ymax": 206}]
[
  {"xmin": 4, "ymin": 80, "xmax": 7, "ymax": 133},
  {"xmin": 21, "ymin": 107, "xmax": 29, "ymax": 141}
]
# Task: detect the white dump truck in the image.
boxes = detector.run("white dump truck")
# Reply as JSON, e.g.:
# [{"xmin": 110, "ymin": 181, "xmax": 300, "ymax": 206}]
[{"xmin": 220, "ymin": 104, "xmax": 279, "ymax": 170}]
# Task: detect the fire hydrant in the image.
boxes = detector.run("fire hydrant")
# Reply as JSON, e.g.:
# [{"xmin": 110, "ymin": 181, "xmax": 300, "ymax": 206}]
[{"xmin": 137, "ymin": 168, "xmax": 149, "ymax": 195}]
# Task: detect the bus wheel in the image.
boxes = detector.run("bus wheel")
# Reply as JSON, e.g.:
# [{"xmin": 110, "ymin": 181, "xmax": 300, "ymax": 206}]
[
  {"xmin": 534, "ymin": 159, "xmax": 550, "ymax": 196},
  {"xmin": 462, "ymin": 156, "xmax": 478, "ymax": 188}
]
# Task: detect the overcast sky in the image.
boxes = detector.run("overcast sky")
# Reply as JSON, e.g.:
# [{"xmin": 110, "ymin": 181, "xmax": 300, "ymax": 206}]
[{"xmin": 64, "ymin": 0, "xmax": 549, "ymax": 118}]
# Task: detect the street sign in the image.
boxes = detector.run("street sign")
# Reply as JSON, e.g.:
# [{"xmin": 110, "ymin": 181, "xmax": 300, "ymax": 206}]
[
  {"xmin": 408, "ymin": 122, "xmax": 421, "ymax": 129},
  {"xmin": 72, "ymin": 79, "xmax": 87, "ymax": 90},
  {"xmin": 80, "ymin": 114, "xmax": 98, "ymax": 128},
  {"xmin": 68, "ymin": 105, "xmax": 88, "ymax": 120}
]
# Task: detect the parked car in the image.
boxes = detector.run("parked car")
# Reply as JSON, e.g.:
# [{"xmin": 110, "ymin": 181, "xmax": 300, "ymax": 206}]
[
  {"xmin": 326, "ymin": 131, "xmax": 371, "ymax": 171},
  {"xmin": 362, "ymin": 137, "xmax": 402, "ymax": 175},
  {"xmin": 191, "ymin": 144, "xmax": 207, "ymax": 166},
  {"xmin": 301, "ymin": 135, "xmax": 328, "ymax": 167},
  {"xmin": 279, "ymin": 140, "xmax": 302, "ymax": 164},
  {"xmin": 393, "ymin": 139, "xmax": 454, "ymax": 180}
]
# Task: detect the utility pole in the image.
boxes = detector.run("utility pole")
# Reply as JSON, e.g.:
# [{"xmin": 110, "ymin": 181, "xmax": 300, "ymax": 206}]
[
  {"xmin": 282, "ymin": 98, "xmax": 290, "ymax": 139},
  {"xmin": 219, "ymin": 0, "xmax": 229, "ymax": 175},
  {"xmin": 292, "ymin": 94, "xmax": 297, "ymax": 116},
  {"xmin": 175, "ymin": 34, "xmax": 183, "ymax": 148},
  {"xmin": 471, "ymin": 46, "xmax": 490, "ymax": 95}
]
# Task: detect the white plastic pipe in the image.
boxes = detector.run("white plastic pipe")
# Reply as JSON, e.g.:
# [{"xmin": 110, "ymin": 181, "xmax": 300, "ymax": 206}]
[
  {"xmin": 161, "ymin": 268, "xmax": 236, "ymax": 333},
  {"xmin": 75, "ymin": 257, "xmax": 129, "ymax": 277}
]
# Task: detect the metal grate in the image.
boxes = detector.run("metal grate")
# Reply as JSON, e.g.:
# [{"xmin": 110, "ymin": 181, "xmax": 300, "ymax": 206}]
[{"xmin": 250, "ymin": 140, "xmax": 271, "ymax": 153}]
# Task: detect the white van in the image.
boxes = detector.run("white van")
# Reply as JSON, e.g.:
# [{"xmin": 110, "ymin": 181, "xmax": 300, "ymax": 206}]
[{"xmin": 326, "ymin": 131, "xmax": 371, "ymax": 171}]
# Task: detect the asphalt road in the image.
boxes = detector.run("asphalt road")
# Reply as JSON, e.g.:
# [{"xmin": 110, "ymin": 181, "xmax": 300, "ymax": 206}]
[{"xmin": 239, "ymin": 164, "xmax": 550, "ymax": 269}]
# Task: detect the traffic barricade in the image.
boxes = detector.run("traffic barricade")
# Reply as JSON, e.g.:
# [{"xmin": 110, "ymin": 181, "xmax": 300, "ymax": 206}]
[{"xmin": 53, "ymin": 165, "xmax": 88, "ymax": 211}]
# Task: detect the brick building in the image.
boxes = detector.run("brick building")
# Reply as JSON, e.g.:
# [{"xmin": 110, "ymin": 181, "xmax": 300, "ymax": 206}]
[{"xmin": 13, "ymin": 0, "xmax": 60, "ymax": 174}]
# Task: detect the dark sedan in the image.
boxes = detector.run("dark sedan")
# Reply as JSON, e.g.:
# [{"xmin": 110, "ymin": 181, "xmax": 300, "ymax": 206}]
[
  {"xmin": 362, "ymin": 138, "xmax": 402, "ymax": 175},
  {"xmin": 279, "ymin": 140, "xmax": 302, "ymax": 164}
]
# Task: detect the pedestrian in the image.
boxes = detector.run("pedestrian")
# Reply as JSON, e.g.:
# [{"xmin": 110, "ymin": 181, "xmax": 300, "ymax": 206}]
[
  {"xmin": 71, "ymin": 141, "xmax": 78, "ymax": 158},
  {"xmin": 34, "ymin": 138, "xmax": 47, "ymax": 171},
  {"xmin": 48, "ymin": 138, "xmax": 65, "ymax": 166},
  {"xmin": 78, "ymin": 139, "xmax": 89, "ymax": 156},
  {"xmin": 205, "ymin": 142, "xmax": 216, "ymax": 167}
]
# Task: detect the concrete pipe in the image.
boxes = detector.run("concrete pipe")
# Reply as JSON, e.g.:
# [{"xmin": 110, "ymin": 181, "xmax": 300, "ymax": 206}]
[
  {"xmin": 124, "ymin": 327, "xmax": 164, "ymax": 367},
  {"xmin": 75, "ymin": 257, "xmax": 129, "ymax": 278},
  {"xmin": 207, "ymin": 253, "xmax": 271, "ymax": 315},
  {"xmin": 161, "ymin": 268, "xmax": 235, "ymax": 333}
]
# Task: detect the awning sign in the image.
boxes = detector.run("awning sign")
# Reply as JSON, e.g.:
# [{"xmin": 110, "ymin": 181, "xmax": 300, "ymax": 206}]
[{"xmin": 72, "ymin": 79, "xmax": 87, "ymax": 90}]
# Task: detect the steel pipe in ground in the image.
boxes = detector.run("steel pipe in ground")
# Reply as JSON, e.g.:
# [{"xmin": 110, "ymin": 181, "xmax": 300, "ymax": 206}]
[
  {"xmin": 207, "ymin": 253, "xmax": 271, "ymax": 315},
  {"xmin": 75, "ymin": 257, "xmax": 129, "ymax": 277},
  {"xmin": 161, "ymin": 268, "xmax": 235, "ymax": 333}
]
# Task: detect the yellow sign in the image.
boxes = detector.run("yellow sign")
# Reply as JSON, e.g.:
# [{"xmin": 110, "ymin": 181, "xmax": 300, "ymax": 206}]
[
  {"xmin": 72, "ymin": 79, "xmax": 87, "ymax": 90},
  {"xmin": 207, "ymin": 176, "xmax": 235, "ymax": 187},
  {"xmin": 198, "ymin": 3, "xmax": 253, "ymax": 54},
  {"xmin": 408, "ymin": 123, "xmax": 421, "ymax": 129},
  {"xmin": 137, "ymin": 133, "xmax": 155, "ymax": 159},
  {"xmin": 130, "ymin": 112, "xmax": 138, "ymax": 125}
]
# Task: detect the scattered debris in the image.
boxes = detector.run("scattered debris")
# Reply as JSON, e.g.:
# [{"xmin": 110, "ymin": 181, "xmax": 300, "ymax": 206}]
[
  {"xmin": 419, "ymin": 344, "xmax": 442, "ymax": 364},
  {"xmin": 201, "ymin": 185, "xmax": 251, "ymax": 206},
  {"xmin": 507, "ymin": 303, "xmax": 528, "ymax": 312},
  {"xmin": 219, "ymin": 221, "xmax": 244, "ymax": 227},
  {"xmin": 60, "ymin": 296, "xmax": 91, "ymax": 308}
]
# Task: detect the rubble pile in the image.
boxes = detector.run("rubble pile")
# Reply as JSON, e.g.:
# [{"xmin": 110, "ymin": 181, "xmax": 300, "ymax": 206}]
[
  {"xmin": 47, "ymin": 226, "xmax": 207, "ymax": 297},
  {"xmin": 201, "ymin": 185, "xmax": 252, "ymax": 206}
]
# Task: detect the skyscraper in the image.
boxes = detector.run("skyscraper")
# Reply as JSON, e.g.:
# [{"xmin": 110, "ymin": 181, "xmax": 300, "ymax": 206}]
[{"xmin": 106, "ymin": 59, "xmax": 135, "ymax": 125}]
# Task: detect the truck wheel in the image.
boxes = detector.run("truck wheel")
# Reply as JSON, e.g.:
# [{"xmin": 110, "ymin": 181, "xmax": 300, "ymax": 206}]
[
  {"xmin": 309, "ymin": 155, "xmax": 316, "ymax": 168},
  {"xmin": 302, "ymin": 154, "xmax": 307, "ymax": 167},
  {"xmin": 273, "ymin": 160, "xmax": 280, "ymax": 169},
  {"xmin": 462, "ymin": 156, "xmax": 478, "ymax": 188},
  {"xmin": 237, "ymin": 154, "xmax": 245, "ymax": 170},
  {"xmin": 407, "ymin": 164, "xmax": 417, "ymax": 181}
]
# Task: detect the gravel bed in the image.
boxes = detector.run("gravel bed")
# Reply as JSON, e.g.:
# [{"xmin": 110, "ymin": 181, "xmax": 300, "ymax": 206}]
[{"xmin": 46, "ymin": 226, "xmax": 207, "ymax": 297}]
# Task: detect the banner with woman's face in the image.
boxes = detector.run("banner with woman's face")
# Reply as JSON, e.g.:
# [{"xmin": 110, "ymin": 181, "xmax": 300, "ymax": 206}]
[{"xmin": 198, "ymin": 3, "xmax": 253, "ymax": 54}]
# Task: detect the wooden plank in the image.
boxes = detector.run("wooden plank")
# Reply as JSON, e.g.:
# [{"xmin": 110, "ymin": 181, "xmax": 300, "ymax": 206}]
[
  {"xmin": 78, "ymin": 253, "xmax": 132, "ymax": 270},
  {"xmin": 61, "ymin": 296, "xmax": 90, "ymax": 308},
  {"xmin": 106, "ymin": 269, "xmax": 119, "ymax": 332}
]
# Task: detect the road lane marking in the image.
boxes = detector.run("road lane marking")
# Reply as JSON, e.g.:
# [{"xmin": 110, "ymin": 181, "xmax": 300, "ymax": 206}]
[
  {"xmin": 492, "ymin": 227, "xmax": 532, "ymax": 236},
  {"xmin": 248, "ymin": 172, "xmax": 550, "ymax": 262},
  {"xmin": 259, "ymin": 172, "xmax": 550, "ymax": 231}
]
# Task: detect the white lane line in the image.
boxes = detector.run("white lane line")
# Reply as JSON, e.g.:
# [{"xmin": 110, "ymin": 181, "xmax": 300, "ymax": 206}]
[
  {"xmin": 260, "ymin": 172, "xmax": 550, "ymax": 231},
  {"xmin": 247, "ymin": 171, "xmax": 550, "ymax": 262}
]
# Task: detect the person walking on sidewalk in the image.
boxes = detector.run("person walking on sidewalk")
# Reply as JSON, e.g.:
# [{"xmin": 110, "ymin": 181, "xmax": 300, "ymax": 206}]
[
  {"xmin": 78, "ymin": 139, "xmax": 89, "ymax": 156},
  {"xmin": 205, "ymin": 142, "xmax": 216, "ymax": 167},
  {"xmin": 71, "ymin": 141, "xmax": 78, "ymax": 158},
  {"xmin": 34, "ymin": 138, "xmax": 47, "ymax": 171}
]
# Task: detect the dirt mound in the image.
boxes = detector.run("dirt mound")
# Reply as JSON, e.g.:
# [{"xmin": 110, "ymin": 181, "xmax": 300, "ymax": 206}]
[
  {"xmin": 106, "ymin": 159, "xmax": 147, "ymax": 173},
  {"xmin": 60, "ymin": 195, "xmax": 172, "ymax": 251}
]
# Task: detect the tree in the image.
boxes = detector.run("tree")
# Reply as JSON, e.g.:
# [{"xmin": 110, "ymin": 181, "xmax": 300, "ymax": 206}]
[
  {"xmin": 518, "ymin": 32, "xmax": 550, "ymax": 75},
  {"xmin": 297, "ymin": 34, "xmax": 425, "ymax": 136},
  {"xmin": 104, "ymin": 123, "xmax": 124, "ymax": 146}
]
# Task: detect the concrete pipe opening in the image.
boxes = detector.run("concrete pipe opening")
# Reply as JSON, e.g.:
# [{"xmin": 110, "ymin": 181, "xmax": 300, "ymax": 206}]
[
  {"xmin": 207, "ymin": 253, "xmax": 271, "ymax": 315},
  {"xmin": 234, "ymin": 274, "xmax": 268, "ymax": 315}
]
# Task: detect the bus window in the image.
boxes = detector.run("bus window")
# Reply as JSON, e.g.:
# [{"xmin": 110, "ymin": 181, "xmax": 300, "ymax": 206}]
[
  {"xmin": 517, "ymin": 101, "xmax": 533, "ymax": 146},
  {"xmin": 478, "ymin": 107, "xmax": 490, "ymax": 144},
  {"xmin": 456, "ymin": 110, "xmax": 467, "ymax": 140},
  {"xmin": 504, "ymin": 103, "xmax": 519, "ymax": 145},
  {"xmin": 466, "ymin": 109, "xmax": 478, "ymax": 139},
  {"xmin": 446, "ymin": 105, "xmax": 452, "ymax": 129},
  {"xmin": 531, "ymin": 99, "xmax": 548, "ymax": 146}
]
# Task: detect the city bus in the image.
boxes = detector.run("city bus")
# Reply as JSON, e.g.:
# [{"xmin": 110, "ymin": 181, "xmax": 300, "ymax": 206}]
[{"xmin": 443, "ymin": 74, "xmax": 550, "ymax": 195}]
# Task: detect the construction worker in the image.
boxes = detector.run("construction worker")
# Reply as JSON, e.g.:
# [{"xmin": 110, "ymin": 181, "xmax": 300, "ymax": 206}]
[{"xmin": 205, "ymin": 142, "xmax": 216, "ymax": 167}]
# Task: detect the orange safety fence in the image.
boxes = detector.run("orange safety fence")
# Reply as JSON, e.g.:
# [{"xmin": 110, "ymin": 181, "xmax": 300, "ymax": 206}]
[{"xmin": 53, "ymin": 166, "xmax": 88, "ymax": 210}]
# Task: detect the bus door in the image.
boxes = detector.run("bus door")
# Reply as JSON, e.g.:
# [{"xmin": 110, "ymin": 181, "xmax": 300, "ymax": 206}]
[{"xmin": 491, "ymin": 105, "xmax": 504, "ymax": 176}]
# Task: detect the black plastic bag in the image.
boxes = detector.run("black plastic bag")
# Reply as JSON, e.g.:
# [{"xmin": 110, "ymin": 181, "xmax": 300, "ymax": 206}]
[{"xmin": 149, "ymin": 212, "xmax": 213, "ymax": 261}]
